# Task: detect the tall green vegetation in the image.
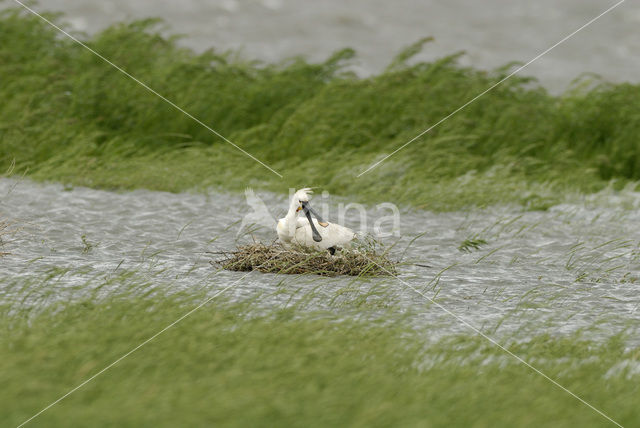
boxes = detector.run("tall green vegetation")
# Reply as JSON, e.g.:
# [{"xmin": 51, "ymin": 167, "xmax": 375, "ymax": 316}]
[
  {"xmin": 2, "ymin": 281, "xmax": 638, "ymax": 427},
  {"xmin": 1, "ymin": 7, "xmax": 639, "ymax": 209}
]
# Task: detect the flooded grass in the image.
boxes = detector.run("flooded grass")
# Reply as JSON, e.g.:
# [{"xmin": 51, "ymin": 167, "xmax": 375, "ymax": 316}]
[
  {"xmin": 0, "ymin": 216, "xmax": 13, "ymax": 256},
  {"xmin": 0, "ymin": 190, "xmax": 638, "ymax": 425},
  {"xmin": 1, "ymin": 8, "xmax": 640, "ymax": 209},
  {"xmin": 458, "ymin": 237, "xmax": 488, "ymax": 253},
  {"xmin": 213, "ymin": 242, "xmax": 397, "ymax": 277},
  {"xmin": 1, "ymin": 280, "xmax": 638, "ymax": 427}
]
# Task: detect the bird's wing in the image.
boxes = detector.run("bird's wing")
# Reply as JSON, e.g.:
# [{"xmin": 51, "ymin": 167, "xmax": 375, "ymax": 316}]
[{"xmin": 319, "ymin": 222, "xmax": 356, "ymax": 247}]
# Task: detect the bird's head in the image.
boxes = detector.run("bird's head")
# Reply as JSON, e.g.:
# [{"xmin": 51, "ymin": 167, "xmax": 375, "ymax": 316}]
[{"xmin": 293, "ymin": 188, "xmax": 312, "ymax": 212}]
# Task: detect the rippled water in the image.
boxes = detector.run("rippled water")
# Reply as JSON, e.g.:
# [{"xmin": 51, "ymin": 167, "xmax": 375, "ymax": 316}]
[
  {"xmin": 1, "ymin": 178, "xmax": 639, "ymax": 342},
  {"xmin": 9, "ymin": 0, "xmax": 640, "ymax": 92}
]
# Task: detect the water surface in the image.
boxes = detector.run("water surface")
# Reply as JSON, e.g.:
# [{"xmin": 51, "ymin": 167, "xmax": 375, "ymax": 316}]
[
  {"xmin": 9, "ymin": 0, "xmax": 639, "ymax": 92},
  {"xmin": 2, "ymin": 178, "xmax": 639, "ymax": 343}
]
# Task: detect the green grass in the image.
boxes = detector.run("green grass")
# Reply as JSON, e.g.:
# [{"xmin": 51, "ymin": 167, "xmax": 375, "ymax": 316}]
[
  {"xmin": 2, "ymin": 7, "xmax": 640, "ymax": 210},
  {"xmin": 1, "ymin": 279, "xmax": 638, "ymax": 427}
]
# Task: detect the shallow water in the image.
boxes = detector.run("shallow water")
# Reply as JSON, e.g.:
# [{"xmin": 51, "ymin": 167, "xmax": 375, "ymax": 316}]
[
  {"xmin": 1, "ymin": 178, "xmax": 639, "ymax": 343},
  {"xmin": 8, "ymin": 0, "xmax": 639, "ymax": 92}
]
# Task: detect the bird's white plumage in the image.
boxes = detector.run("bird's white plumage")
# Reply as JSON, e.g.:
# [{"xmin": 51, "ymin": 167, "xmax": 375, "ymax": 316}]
[{"xmin": 277, "ymin": 188, "xmax": 355, "ymax": 251}]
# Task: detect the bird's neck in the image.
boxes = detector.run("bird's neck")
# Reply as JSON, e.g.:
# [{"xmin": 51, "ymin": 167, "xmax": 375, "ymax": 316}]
[
  {"xmin": 284, "ymin": 201, "xmax": 298, "ymax": 234},
  {"xmin": 286, "ymin": 200, "xmax": 299, "ymax": 220}
]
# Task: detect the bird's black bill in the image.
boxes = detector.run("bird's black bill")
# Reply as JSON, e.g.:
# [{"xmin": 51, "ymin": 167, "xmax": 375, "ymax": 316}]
[
  {"xmin": 302, "ymin": 202, "xmax": 322, "ymax": 242},
  {"xmin": 307, "ymin": 204, "xmax": 328, "ymax": 226}
]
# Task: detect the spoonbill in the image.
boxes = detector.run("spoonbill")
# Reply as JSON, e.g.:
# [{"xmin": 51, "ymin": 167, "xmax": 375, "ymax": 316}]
[{"xmin": 276, "ymin": 188, "xmax": 356, "ymax": 254}]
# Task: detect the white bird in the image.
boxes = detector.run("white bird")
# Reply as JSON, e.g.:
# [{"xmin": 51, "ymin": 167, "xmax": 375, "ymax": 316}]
[{"xmin": 276, "ymin": 188, "xmax": 356, "ymax": 254}]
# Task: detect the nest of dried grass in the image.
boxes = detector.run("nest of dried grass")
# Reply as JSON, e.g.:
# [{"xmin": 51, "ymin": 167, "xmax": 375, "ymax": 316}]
[{"xmin": 212, "ymin": 242, "xmax": 397, "ymax": 277}]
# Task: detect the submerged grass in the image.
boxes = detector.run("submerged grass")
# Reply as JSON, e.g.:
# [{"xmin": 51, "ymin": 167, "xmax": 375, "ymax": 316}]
[
  {"xmin": 1, "ymin": 281, "xmax": 639, "ymax": 427},
  {"xmin": 0, "ymin": 216, "xmax": 13, "ymax": 256},
  {"xmin": 214, "ymin": 242, "xmax": 397, "ymax": 277},
  {"xmin": 2, "ymin": 8, "xmax": 640, "ymax": 209},
  {"xmin": 458, "ymin": 237, "xmax": 488, "ymax": 253},
  {"xmin": 0, "ymin": 223, "xmax": 6, "ymax": 256}
]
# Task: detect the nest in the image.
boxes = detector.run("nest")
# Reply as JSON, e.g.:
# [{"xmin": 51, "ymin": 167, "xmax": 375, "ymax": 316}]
[{"xmin": 212, "ymin": 242, "xmax": 397, "ymax": 277}]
